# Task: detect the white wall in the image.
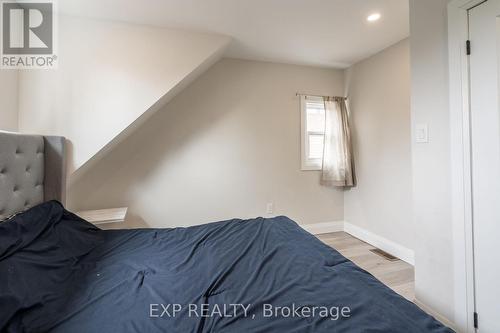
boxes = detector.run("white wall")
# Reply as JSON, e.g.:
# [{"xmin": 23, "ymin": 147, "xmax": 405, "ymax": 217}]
[
  {"xmin": 344, "ymin": 39, "xmax": 413, "ymax": 252},
  {"xmin": 0, "ymin": 70, "xmax": 18, "ymax": 131},
  {"xmin": 18, "ymin": 15, "xmax": 230, "ymax": 175},
  {"xmin": 68, "ymin": 58, "xmax": 345, "ymax": 228},
  {"xmin": 409, "ymin": 0, "xmax": 454, "ymax": 322}
]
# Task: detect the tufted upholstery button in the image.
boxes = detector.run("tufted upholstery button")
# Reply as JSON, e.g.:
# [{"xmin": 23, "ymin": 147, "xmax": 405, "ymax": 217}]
[{"xmin": 1, "ymin": 133, "xmax": 46, "ymax": 218}]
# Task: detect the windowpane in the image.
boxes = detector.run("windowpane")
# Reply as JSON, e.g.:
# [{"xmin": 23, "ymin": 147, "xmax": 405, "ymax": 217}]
[
  {"xmin": 306, "ymin": 102, "xmax": 325, "ymax": 133},
  {"xmin": 308, "ymin": 134, "xmax": 324, "ymax": 159},
  {"xmin": 301, "ymin": 96, "xmax": 326, "ymax": 170}
]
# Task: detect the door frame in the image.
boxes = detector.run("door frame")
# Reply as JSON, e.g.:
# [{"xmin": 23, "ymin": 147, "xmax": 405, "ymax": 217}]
[{"xmin": 448, "ymin": 0, "xmax": 486, "ymax": 332}]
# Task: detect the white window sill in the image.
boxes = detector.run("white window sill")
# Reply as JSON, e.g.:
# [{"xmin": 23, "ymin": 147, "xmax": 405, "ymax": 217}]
[{"xmin": 301, "ymin": 164, "xmax": 322, "ymax": 171}]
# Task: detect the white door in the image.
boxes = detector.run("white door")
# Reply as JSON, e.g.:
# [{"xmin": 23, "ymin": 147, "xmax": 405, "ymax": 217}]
[{"xmin": 469, "ymin": 1, "xmax": 500, "ymax": 332}]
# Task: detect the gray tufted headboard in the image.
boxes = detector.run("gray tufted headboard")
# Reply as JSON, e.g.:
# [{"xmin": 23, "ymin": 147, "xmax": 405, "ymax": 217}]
[{"xmin": 0, "ymin": 131, "xmax": 66, "ymax": 220}]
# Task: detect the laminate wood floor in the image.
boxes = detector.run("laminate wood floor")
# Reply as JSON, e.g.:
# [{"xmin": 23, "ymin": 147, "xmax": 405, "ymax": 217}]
[{"xmin": 317, "ymin": 232, "xmax": 415, "ymax": 301}]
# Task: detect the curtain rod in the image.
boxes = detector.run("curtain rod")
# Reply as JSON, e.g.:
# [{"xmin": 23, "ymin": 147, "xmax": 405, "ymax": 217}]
[{"xmin": 296, "ymin": 92, "xmax": 347, "ymax": 99}]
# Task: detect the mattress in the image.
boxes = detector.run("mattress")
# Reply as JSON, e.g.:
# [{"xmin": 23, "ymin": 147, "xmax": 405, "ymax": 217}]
[{"xmin": 0, "ymin": 201, "xmax": 453, "ymax": 332}]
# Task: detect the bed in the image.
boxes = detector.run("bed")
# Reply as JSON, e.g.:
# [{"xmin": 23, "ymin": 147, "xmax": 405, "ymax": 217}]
[{"xmin": 0, "ymin": 132, "xmax": 453, "ymax": 332}]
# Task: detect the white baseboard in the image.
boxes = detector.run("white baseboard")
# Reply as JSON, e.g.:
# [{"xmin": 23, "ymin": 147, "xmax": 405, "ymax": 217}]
[
  {"xmin": 414, "ymin": 299, "xmax": 458, "ymax": 331},
  {"xmin": 343, "ymin": 222, "xmax": 415, "ymax": 266},
  {"xmin": 300, "ymin": 220, "xmax": 415, "ymax": 266},
  {"xmin": 300, "ymin": 221, "xmax": 344, "ymax": 235}
]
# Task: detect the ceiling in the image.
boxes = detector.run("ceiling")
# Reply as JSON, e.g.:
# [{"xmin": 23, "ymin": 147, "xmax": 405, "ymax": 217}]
[{"xmin": 58, "ymin": 0, "xmax": 409, "ymax": 69}]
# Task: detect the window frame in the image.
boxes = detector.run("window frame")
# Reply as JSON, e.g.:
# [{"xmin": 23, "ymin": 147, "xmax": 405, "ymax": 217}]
[{"xmin": 300, "ymin": 95, "xmax": 325, "ymax": 171}]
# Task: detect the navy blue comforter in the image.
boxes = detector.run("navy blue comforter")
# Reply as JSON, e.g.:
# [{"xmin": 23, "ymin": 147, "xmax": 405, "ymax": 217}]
[{"xmin": 0, "ymin": 201, "xmax": 453, "ymax": 332}]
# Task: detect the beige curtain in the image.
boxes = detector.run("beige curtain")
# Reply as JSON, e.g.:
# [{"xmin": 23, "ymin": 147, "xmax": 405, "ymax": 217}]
[{"xmin": 321, "ymin": 97, "xmax": 355, "ymax": 187}]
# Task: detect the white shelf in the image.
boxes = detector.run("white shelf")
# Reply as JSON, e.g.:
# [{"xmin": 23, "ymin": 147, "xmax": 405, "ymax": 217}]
[{"xmin": 76, "ymin": 207, "xmax": 128, "ymax": 225}]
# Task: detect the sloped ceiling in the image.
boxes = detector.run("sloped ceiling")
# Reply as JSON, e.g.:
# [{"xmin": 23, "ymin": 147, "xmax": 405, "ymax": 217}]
[
  {"xmin": 59, "ymin": 0, "xmax": 409, "ymax": 68},
  {"xmin": 18, "ymin": 16, "xmax": 231, "ymax": 178}
]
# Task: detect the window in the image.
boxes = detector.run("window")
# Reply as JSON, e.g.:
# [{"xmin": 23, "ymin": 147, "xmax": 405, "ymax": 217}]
[{"xmin": 300, "ymin": 95, "xmax": 325, "ymax": 170}]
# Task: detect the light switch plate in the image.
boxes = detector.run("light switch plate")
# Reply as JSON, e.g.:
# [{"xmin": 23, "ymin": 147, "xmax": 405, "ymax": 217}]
[
  {"xmin": 415, "ymin": 123, "xmax": 428, "ymax": 143},
  {"xmin": 266, "ymin": 203, "xmax": 274, "ymax": 215}
]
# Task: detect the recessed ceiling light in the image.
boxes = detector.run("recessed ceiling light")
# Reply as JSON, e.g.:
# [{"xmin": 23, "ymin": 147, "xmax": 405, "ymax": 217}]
[{"xmin": 367, "ymin": 13, "xmax": 381, "ymax": 22}]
